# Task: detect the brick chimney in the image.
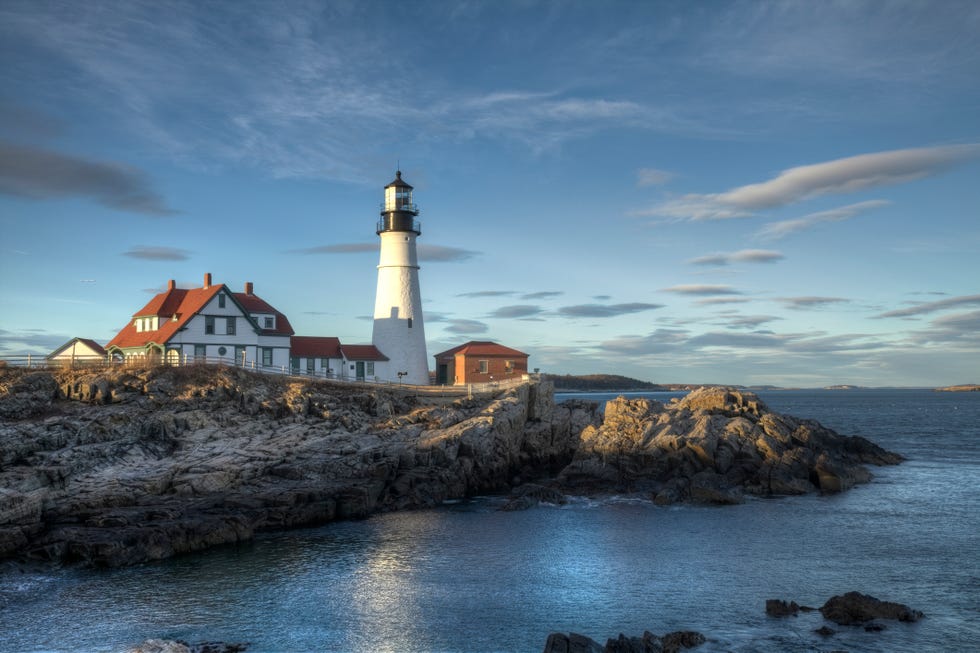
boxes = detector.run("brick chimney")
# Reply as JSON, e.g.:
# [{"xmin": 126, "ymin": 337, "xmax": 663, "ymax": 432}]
[
  {"xmin": 204, "ymin": 272, "xmax": 212, "ymax": 289},
  {"xmin": 245, "ymin": 281, "xmax": 253, "ymax": 296},
  {"xmin": 167, "ymin": 279, "xmax": 176, "ymax": 290}
]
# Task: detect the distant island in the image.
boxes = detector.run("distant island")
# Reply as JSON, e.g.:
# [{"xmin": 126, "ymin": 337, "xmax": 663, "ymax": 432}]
[
  {"xmin": 935, "ymin": 384, "xmax": 980, "ymax": 392},
  {"xmin": 543, "ymin": 374, "xmax": 699, "ymax": 392}
]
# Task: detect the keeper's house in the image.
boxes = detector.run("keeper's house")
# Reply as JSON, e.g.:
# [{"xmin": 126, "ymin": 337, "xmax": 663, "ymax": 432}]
[
  {"xmin": 106, "ymin": 273, "xmax": 293, "ymax": 367},
  {"xmin": 106, "ymin": 273, "xmax": 389, "ymax": 380},
  {"xmin": 433, "ymin": 341, "xmax": 529, "ymax": 385}
]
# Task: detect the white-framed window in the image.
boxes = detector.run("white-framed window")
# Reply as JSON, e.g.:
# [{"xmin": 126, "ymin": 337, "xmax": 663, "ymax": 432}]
[
  {"xmin": 264, "ymin": 316, "xmax": 274, "ymax": 329},
  {"xmin": 366, "ymin": 362, "xmax": 375, "ymax": 375},
  {"xmin": 479, "ymin": 360, "xmax": 489, "ymax": 374},
  {"xmin": 261, "ymin": 348, "xmax": 273, "ymax": 367}
]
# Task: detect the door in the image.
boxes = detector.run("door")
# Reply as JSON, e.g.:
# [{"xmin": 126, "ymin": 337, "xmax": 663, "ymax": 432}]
[
  {"xmin": 355, "ymin": 361, "xmax": 365, "ymax": 381},
  {"xmin": 437, "ymin": 364, "xmax": 448, "ymax": 385}
]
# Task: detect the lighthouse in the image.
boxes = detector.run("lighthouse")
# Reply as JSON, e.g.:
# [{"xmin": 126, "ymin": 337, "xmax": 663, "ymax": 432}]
[{"xmin": 371, "ymin": 171, "xmax": 430, "ymax": 385}]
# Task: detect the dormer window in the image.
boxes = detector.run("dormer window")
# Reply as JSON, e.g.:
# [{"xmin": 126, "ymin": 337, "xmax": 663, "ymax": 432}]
[
  {"xmin": 135, "ymin": 319, "xmax": 142, "ymax": 333},
  {"xmin": 264, "ymin": 316, "xmax": 274, "ymax": 329}
]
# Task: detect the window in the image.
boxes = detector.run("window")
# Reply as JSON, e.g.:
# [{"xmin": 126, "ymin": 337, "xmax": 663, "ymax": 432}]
[
  {"xmin": 218, "ymin": 346, "xmax": 227, "ymax": 357},
  {"xmin": 235, "ymin": 346, "xmax": 246, "ymax": 365},
  {"xmin": 307, "ymin": 358, "xmax": 315, "ymax": 374},
  {"xmin": 366, "ymin": 362, "xmax": 375, "ymax": 376},
  {"xmin": 290, "ymin": 357, "xmax": 300, "ymax": 373},
  {"xmin": 135, "ymin": 319, "xmax": 142, "ymax": 333},
  {"xmin": 194, "ymin": 344, "xmax": 206, "ymax": 360},
  {"xmin": 505, "ymin": 360, "xmax": 514, "ymax": 373},
  {"xmin": 479, "ymin": 360, "xmax": 489, "ymax": 374},
  {"xmin": 205, "ymin": 316, "xmax": 215, "ymax": 334},
  {"xmin": 261, "ymin": 348, "xmax": 273, "ymax": 367},
  {"xmin": 407, "ymin": 317, "xmax": 413, "ymax": 329},
  {"xmin": 226, "ymin": 316, "xmax": 236, "ymax": 335},
  {"xmin": 264, "ymin": 316, "xmax": 274, "ymax": 329},
  {"xmin": 218, "ymin": 294, "xmax": 226, "ymax": 309}
]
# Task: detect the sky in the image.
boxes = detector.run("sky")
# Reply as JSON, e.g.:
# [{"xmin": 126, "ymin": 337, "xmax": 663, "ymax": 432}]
[{"xmin": 1, "ymin": 0, "xmax": 978, "ymax": 387}]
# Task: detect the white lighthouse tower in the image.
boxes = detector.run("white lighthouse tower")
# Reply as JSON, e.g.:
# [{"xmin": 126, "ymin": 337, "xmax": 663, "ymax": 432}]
[{"xmin": 371, "ymin": 171, "xmax": 430, "ymax": 385}]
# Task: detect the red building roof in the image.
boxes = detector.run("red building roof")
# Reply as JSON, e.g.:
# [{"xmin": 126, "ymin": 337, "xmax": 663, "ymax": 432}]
[
  {"xmin": 107, "ymin": 284, "xmax": 224, "ymax": 350},
  {"xmin": 433, "ymin": 341, "xmax": 529, "ymax": 361},
  {"xmin": 233, "ymin": 292, "xmax": 294, "ymax": 336},
  {"xmin": 290, "ymin": 336, "xmax": 342, "ymax": 358},
  {"xmin": 106, "ymin": 278, "xmax": 294, "ymax": 351},
  {"xmin": 340, "ymin": 344, "xmax": 389, "ymax": 361}
]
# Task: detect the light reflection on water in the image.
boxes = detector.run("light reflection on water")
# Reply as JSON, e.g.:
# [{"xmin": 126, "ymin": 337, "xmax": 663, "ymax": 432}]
[{"xmin": 1, "ymin": 390, "xmax": 978, "ymax": 652}]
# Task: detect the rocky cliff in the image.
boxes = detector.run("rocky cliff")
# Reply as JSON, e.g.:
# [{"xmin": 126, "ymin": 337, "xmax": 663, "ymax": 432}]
[
  {"xmin": 0, "ymin": 365, "xmax": 597, "ymax": 566},
  {"xmin": 557, "ymin": 388, "xmax": 902, "ymax": 504},
  {"xmin": 0, "ymin": 367, "xmax": 902, "ymax": 566}
]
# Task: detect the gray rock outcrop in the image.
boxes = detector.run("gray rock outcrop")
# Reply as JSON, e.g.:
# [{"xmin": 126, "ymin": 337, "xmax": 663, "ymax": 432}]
[
  {"xmin": 557, "ymin": 388, "xmax": 902, "ymax": 503},
  {"xmin": 543, "ymin": 630, "xmax": 706, "ymax": 653},
  {"xmin": 0, "ymin": 365, "xmax": 597, "ymax": 566}
]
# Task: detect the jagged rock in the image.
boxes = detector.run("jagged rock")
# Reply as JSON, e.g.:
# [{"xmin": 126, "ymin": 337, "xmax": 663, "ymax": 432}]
[
  {"xmin": 0, "ymin": 366, "xmax": 597, "ymax": 566},
  {"xmin": 128, "ymin": 641, "xmax": 248, "ymax": 653},
  {"xmin": 543, "ymin": 632, "xmax": 604, "ymax": 653},
  {"xmin": 558, "ymin": 387, "xmax": 901, "ymax": 499},
  {"xmin": 765, "ymin": 599, "xmax": 801, "ymax": 617},
  {"xmin": 543, "ymin": 630, "xmax": 706, "ymax": 653},
  {"xmin": 819, "ymin": 591, "xmax": 923, "ymax": 625},
  {"xmin": 500, "ymin": 483, "xmax": 567, "ymax": 510}
]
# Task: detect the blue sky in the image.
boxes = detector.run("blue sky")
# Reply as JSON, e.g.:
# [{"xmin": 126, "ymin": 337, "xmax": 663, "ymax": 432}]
[{"xmin": 1, "ymin": 0, "xmax": 978, "ymax": 387}]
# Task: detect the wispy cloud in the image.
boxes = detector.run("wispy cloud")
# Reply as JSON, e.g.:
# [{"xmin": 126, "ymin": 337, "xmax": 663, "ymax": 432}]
[
  {"xmin": 635, "ymin": 145, "xmax": 979, "ymax": 221},
  {"xmin": 662, "ymin": 284, "xmax": 740, "ymax": 296},
  {"xmin": 757, "ymin": 200, "xmax": 890, "ymax": 241},
  {"xmin": 417, "ymin": 244, "xmax": 480, "ymax": 262},
  {"xmin": 688, "ymin": 249, "xmax": 784, "ymax": 266},
  {"xmin": 292, "ymin": 242, "xmax": 477, "ymax": 262},
  {"xmin": 521, "ymin": 291, "xmax": 563, "ymax": 300},
  {"xmin": 877, "ymin": 294, "xmax": 980, "ymax": 318},
  {"xmin": 444, "ymin": 319, "xmax": 489, "ymax": 334},
  {"xmin": 123, "ymin": 246, "xmax": 191, "ymax": 261},
  {"xmin": 456, "ymin": 290, "xmax": 516, "ymax": 298},
  {"xmin": 294, "ymin": 243, "xmax": 376, "ymax": 255},
  {"xmin": 488, "ymin": 305, "xmax": 544, "ymax": 319},
  {"xmin": 636, "ymin": 167, "xmax": 674, "ymax": 187},
  {"xmin": 0, "ymin": 140, "xmax": 177, "ymax": 216},
  {"xmin": 558, "ymin": 303, "xmax": 663, "ymax": 318},
  {"xmin": 778, "ymin": 296, "xmax": 850, "ymax": 309}
]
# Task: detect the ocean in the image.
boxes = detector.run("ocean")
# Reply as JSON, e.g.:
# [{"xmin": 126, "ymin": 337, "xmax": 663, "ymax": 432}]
[{"xmin": 1, "ymin": 389, "xmax": 977, "ymax": 652}]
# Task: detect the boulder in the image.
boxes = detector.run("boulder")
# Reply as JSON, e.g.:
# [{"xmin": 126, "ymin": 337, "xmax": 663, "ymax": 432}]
[
  {"xmin": 543, "ymin": 630, "xmax": 705, "ymax": 653},
  {"xmin": 558, "ymin": 387, "xmax": 901, "ymax": 501},
  {"xmin": 819, "ymin": 591, "xmax": 923, "ymax": 625}
]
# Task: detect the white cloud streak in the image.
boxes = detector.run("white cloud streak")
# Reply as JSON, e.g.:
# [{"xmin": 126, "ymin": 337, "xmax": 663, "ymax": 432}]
[
  {"xmin": 757, "ymin": 200, "xmax": 890, "ymax": 240},
  {"xmin": 877, "ymin": 294, "xmax": 980, "ymax": 318},
  {"xmin": 689, "ymin": 249, "xmax": 784, "ymax": 266},
  {"xmin": 636, "ymin": 145, "xmax": 979, "ymax": 221}
]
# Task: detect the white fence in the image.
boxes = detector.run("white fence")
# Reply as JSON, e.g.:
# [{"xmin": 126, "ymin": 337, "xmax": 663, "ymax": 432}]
[{"xmin": 0, "ymin": 355, "xmax": 532, "ymax": 397}]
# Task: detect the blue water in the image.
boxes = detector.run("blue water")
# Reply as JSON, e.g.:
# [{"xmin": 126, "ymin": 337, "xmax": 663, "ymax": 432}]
[{"xmin": 1, "ymin": 390, "xmax": 978, "ymax": 652}]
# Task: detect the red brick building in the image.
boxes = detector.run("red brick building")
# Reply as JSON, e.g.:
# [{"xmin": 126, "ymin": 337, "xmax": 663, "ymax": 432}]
[{"xmin": 433, "ymin": 341, "xmax": 529, "ymax": 385}]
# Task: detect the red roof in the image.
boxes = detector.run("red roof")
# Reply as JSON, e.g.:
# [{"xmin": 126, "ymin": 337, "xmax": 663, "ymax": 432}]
[
  {"xmin": 434, "ymin": 341, "xmax": 528, "ymax": 361},
  {"xmin": 107, "ymin": 284, "xmax": 224, "ymax": 350},
  {"xmin": 234, "ymin": 292, "xmax": 294, "ymax": 336},
  {"xmin": 291, "ymin": 336, "xmax": 342, "ymax": 358},
  {"xmin": 106, "ymin": 280, "xmax": 294, "ymax": 351},
  {"xmin": 340, "ymin": 344, "xmax": 389, "ymax": 361}
]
